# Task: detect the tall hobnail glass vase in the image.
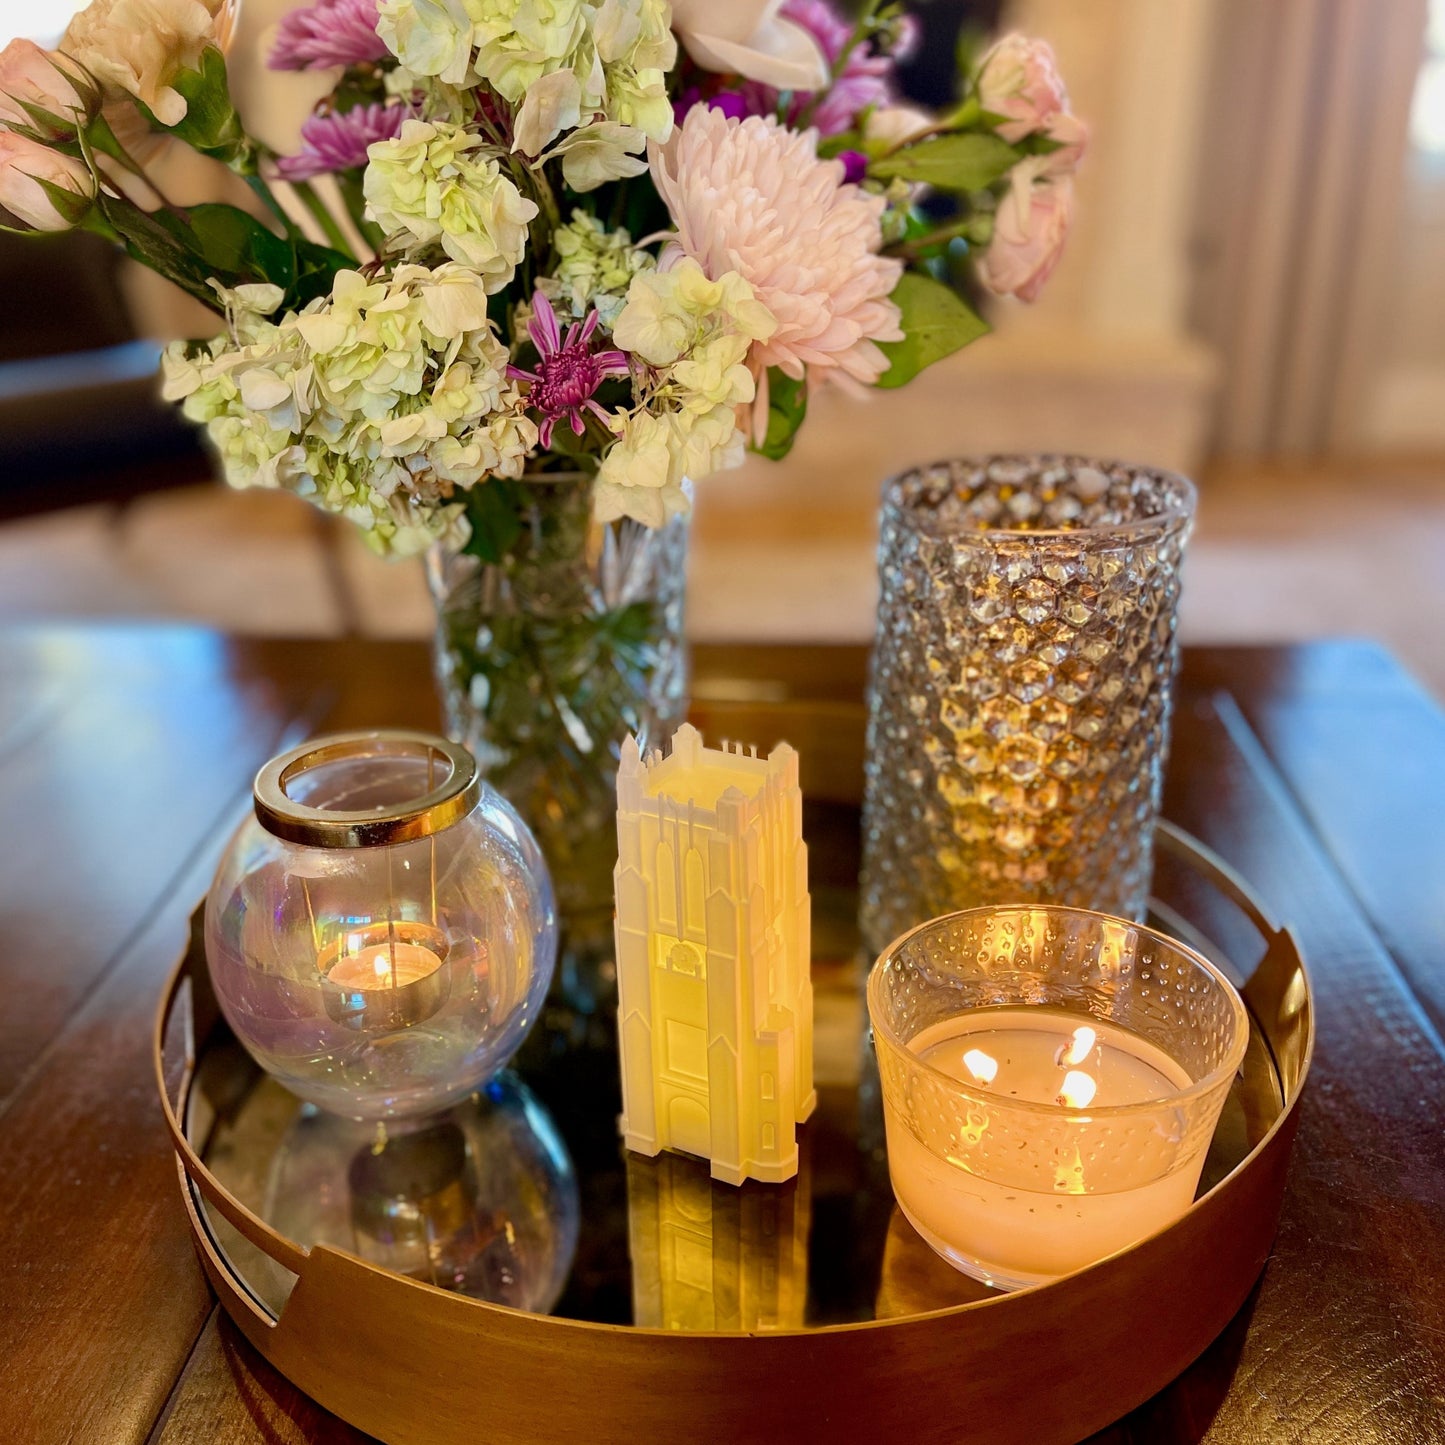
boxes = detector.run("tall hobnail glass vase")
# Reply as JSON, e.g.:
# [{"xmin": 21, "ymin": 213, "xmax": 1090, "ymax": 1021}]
[
  {"xmin": 860, "ymin": 455, "xmax": 1196, "ymax": 955},
  {"xmin": 426, "ymin": 476, "xmax": 689, "ymax": 998}
]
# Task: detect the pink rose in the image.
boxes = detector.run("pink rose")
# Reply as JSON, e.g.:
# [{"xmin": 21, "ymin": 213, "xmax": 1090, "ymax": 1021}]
[
  {"xmin": 0, "ymin": 129, "xmax": 95, "ymax": 231},
  {"xmin": 0, "ymin": 39, "xmax": 87, "ymax": 136},
  {"xmin": 976, "ymin": 157, "xmax": 1074, "ymax": 304},
  {"xmin": 978, "ymin": 33, "xmax": 1068, "ymax": 145}
]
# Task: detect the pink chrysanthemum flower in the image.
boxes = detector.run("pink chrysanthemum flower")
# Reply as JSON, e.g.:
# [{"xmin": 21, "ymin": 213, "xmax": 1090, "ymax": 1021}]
[
  {"xmin": 650, "ymin": 107, "xmax": 903, "ymax": 435},
  {"xmin": 509, "ymin": 292, "xmax": 629, "ymax": 449},
  {"xmin": 275, "ymin": 102, "xmax": 408, "ymax": 180},
  {"xmin": 269, "ymin": 0, "xmax": 388, "ymax": 71}
]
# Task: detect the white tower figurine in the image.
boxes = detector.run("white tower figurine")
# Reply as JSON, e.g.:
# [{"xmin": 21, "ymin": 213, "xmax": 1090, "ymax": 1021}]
[{"xmin": 614, "ymin": 724, "xmax": 815, "ymax": 1185}]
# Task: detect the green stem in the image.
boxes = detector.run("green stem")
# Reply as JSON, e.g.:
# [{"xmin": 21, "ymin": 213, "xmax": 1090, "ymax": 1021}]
[
  {"xmin": 85, "ymin": 114, "xmax": 186, "ymax": 213},
  {"xmin": 525, "ymin": 156, "xmax": 561, "ymax": 232},
  {"xmin": 288, "ymin": 178, "xmax": 357, "ymax": 260},
  {"xmin": 887, "ymin": 214, "xmax": 985, "ymax": 261},
  {"xmin": 795, "ymin": 0, "xmax": 886, "ymax": 129},
  {"xmin": 243, "ymin": 170, "xmax": 303, "ymax": 240},
  {"xmin": 336, "ymin": 171, "xmax": 387, "ymax": 253}
]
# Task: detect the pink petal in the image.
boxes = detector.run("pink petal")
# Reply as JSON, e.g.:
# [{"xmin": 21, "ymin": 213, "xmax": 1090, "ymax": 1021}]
[{"xmin": 528, "ymin": 292, "xmax": 560, "ymax": 356}]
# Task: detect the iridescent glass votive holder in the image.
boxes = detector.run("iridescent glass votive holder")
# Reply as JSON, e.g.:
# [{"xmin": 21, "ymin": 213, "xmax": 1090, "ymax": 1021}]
[
  {"xmin": 205, "ymin": 730, "xmax": 557, "ymax": 1121},
  {"xmin": 868, "ymin": 905, "xmax": 1247, "ymax": 1290},
  {"xmin": 860, "ymin": 456, "xmax": 1196, "ymax": 953}
]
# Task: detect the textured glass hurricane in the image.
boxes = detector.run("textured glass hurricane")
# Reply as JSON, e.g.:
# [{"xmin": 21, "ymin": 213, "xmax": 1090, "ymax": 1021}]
[
  {"xmin": 860, "ymin": 456, "xmax": 1196, "ymax": 954},
  {"xmin": 427, "ymin": 477, "xmax": 689, "ymax": 948}
]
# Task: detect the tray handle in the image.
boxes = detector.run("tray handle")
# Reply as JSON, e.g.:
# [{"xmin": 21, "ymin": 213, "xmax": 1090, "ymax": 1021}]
[
  {"xmin": 153, "ymin": 945, "xmax": 310, "ymax": 1280},
  {"xmin": 1154, "ymin": 820, "xmax": 1311, "ymax": 1094}
]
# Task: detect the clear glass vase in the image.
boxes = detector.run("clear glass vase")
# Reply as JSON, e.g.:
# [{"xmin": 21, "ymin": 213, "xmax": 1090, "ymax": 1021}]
[
  {"xmin": 426, "ymin": 476, "xmax": 689, "ymax": 994},
  {"xmin": 860, "ymin": 456, "xmax": 1196, "ymax": 954}
]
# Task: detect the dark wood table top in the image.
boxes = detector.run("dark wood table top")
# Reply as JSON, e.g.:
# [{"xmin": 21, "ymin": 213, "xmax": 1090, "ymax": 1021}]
[{"xmin": 0, "ymin": 627, "xmax": 1442, "ymax": 1445}]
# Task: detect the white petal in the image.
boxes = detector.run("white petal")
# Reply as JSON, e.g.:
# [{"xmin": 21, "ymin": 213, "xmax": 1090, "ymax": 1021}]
[{"xmin": 678, "ymin": 17, "xmax": 828, "ymax": 91}]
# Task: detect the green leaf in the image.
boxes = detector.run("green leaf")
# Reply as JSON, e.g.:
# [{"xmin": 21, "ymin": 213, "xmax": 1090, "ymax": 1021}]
[
  {"xmin": 32, "ymin": 174, "xmax": 94, "ymax": 228},
  {"xmin": 754, "ymin": 368, "xmax": 808, "ymax": 461},
  {"xmin": 186, "ymin": 203, "xmax": 294, "ymax": 284},
  {"xmin": 462, "ymin": 480, "xmax": 527, "ymax": 564},
  {"xmin": 289, "ymin": 239, "xmax": 352, "ymax": 308},
  {"xmin": 95, "ymin": 193, "xmax": 225, "ymax": 309},
  {"xmin": 875, "ymin": 271, "xmax": 989, "ymax": 390},
  {"xmin": 870, "ymin": 133, "xmax": 1019, "ymax": 191}
]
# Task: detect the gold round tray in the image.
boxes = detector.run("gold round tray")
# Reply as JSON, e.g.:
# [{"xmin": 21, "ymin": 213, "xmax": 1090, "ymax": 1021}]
[{"xmin": 155, "ymin": 821, "xmax": 1312, "ymax": 1445}]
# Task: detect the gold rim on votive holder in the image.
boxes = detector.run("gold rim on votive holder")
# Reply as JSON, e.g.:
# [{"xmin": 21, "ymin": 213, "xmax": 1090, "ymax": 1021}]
[
  {"xmin": 253, "ymin": 730, "xmax": 480, "ymax": 848},
  {"xmin": 317, "ymin": 919, "xmax": 452, "ymax": 1032}
]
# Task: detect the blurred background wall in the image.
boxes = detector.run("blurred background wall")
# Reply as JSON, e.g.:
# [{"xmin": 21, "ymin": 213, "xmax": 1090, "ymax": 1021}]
[{"xmin": 2, "ymin": 0, "xmax": 1444, "ymax": 691}]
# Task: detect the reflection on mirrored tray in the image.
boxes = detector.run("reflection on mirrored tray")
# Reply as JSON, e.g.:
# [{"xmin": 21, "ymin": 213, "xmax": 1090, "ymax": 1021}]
[
  {"xmin": 190, "ymin": 889, "xmax": 1283, "ymax": 1330},
  {"xmin": 196, "ymin": 1060, "xmax": 579, "ymax": 1319}
]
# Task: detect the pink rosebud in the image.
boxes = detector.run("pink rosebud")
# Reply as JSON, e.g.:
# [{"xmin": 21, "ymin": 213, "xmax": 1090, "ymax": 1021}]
[
  {"xmin": 978, "ymin": 33, "xmax": 1069, "ymax": 145},
  {"xmin": 1041, "ymin": 109, "xmax": 1088, "ymax": 178},
  {"xmin": 0, "ymin": 39, "xmax": 87, "ymax": 137},
  {"xmin": 976, "ymin": 157, "xmax": 1074, "ymax": 304},
  {"xmin": 0, "ymin": 129, "xmax": 95, "ymax": 231}
]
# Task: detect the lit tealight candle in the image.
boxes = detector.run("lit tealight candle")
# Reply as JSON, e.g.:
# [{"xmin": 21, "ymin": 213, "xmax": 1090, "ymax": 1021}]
[
  {"xmin": 328, "ymin": 939, "xmax": 445, "ymax": 992},
  {"xmin": 318, "ymin": 922, "xmax": 450, "ymax": 1032}
]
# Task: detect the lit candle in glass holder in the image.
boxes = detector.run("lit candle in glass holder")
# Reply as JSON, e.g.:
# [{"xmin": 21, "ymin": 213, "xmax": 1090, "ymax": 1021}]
[
  {"xmin": 869, "ymin": 906, "xmax": 1247, "ymax": 1291},
  {"xmin": 318, "ymin": 920, "xmax": 451, "ymax": 1032}
]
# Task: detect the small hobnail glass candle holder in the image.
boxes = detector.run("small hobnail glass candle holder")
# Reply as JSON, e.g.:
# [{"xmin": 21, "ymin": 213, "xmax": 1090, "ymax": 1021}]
[
  {"xmin": 860, "ymin": 455, "xmax": 1196, "ymax": 954},
  {"xmin": 868, "ymin": 905, "xmax": 1247, "ymax": 1291}
]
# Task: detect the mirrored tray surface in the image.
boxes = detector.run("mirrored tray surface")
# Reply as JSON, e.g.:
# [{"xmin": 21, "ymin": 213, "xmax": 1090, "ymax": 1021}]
[{"xmin": 187, "ymin": 807, "xmax": 1286, "ymax": 1333}]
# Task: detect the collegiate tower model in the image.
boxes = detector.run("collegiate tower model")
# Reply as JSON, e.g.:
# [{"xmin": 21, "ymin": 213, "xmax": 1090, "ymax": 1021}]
[{"xmin": 614, "ymin": 725, "xmax": 814, "ymax": 1184}]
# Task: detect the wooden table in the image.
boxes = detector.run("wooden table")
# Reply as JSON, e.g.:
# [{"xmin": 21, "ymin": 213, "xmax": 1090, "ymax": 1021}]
[{"xmin": 0, "ymin": 628, "xmax": 1442, "ymax": 1444}]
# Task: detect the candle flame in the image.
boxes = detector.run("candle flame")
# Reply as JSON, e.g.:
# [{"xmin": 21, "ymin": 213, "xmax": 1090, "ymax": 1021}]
[
  {"xmin": 1059, "ymin": 1025, "xmax": 1097, "ymax": 1068},
  {"xmin": 962, "ymin": 1048, "xmax": 999, "ymax": 1085},
  {"xmin": 1058, "ymin": 1069, "xmax": 1097, "ymax": 1109},
  {"xmin": 372, "ymin": 953, "xmax": 392, "ymax": 982}
]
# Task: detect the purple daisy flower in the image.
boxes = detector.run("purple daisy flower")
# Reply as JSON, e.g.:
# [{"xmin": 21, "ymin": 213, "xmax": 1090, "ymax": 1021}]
[
  {"xmin": 269, "ymin": 0, "xmax": 389, "ymax": 71},
  {"xmin": 508, "ymin": 293, "xmax": 629, "ymax": 450},
  {"xmin": 275, "ymin": 102, "xmax": 408, "ymax": 181}
]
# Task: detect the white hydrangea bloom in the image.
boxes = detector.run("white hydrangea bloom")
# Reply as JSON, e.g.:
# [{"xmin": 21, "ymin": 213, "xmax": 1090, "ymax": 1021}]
[
  {"xmin": 376, "ymin": 0, "xmax": 674, "ymax": 164},
  {"xmin": 364, "ymin": 119, "xmax": 539, "ymax": 289},
  {"xmin": 595, "ymin": 259, "xmax": 775, "ymax": 526},
  {"xmin": 541, "ymin": 209, "xmax": 653, "ymax": 325},
  {"xmin": 162, "ymin": 264, "xmax": 538, "ymax": 556}
]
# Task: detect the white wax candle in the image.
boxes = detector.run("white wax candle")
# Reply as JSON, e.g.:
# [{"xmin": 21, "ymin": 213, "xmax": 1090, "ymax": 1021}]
[{"xmin": 884, "ymin": 1008, "xmax": 1200, "ymax": 1288}]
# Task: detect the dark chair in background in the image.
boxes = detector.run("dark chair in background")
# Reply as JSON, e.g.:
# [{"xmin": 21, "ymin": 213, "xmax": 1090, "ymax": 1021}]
[{"xmin": 0, "ymin": 221, "xmax": 205, "ymax": 523}]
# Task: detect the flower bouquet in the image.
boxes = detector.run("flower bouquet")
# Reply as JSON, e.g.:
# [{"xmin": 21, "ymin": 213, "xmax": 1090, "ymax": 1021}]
[{"xmin": 0, "ymin": 0, "xmax": 1084, "ymax": 932}]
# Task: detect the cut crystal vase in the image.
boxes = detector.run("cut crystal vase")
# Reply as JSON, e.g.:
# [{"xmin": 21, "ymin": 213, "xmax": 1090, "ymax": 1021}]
[
  {"xmin": 860, "ymin": 455, "xmax": 1197, "ymax": 954},
  {"xmin": 426, "ymin": 476, "xmax": 689, "ymax": 1001}
]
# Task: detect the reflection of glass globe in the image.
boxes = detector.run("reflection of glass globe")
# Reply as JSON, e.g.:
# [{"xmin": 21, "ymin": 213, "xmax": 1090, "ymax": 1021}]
[
  {"xmin": 262, "ymin": 1073, "xmax": 579, "ymax": 1312},
  {"xmin": 205, "ymin": 732, "xmax": 556, "ymax": 1120}
]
